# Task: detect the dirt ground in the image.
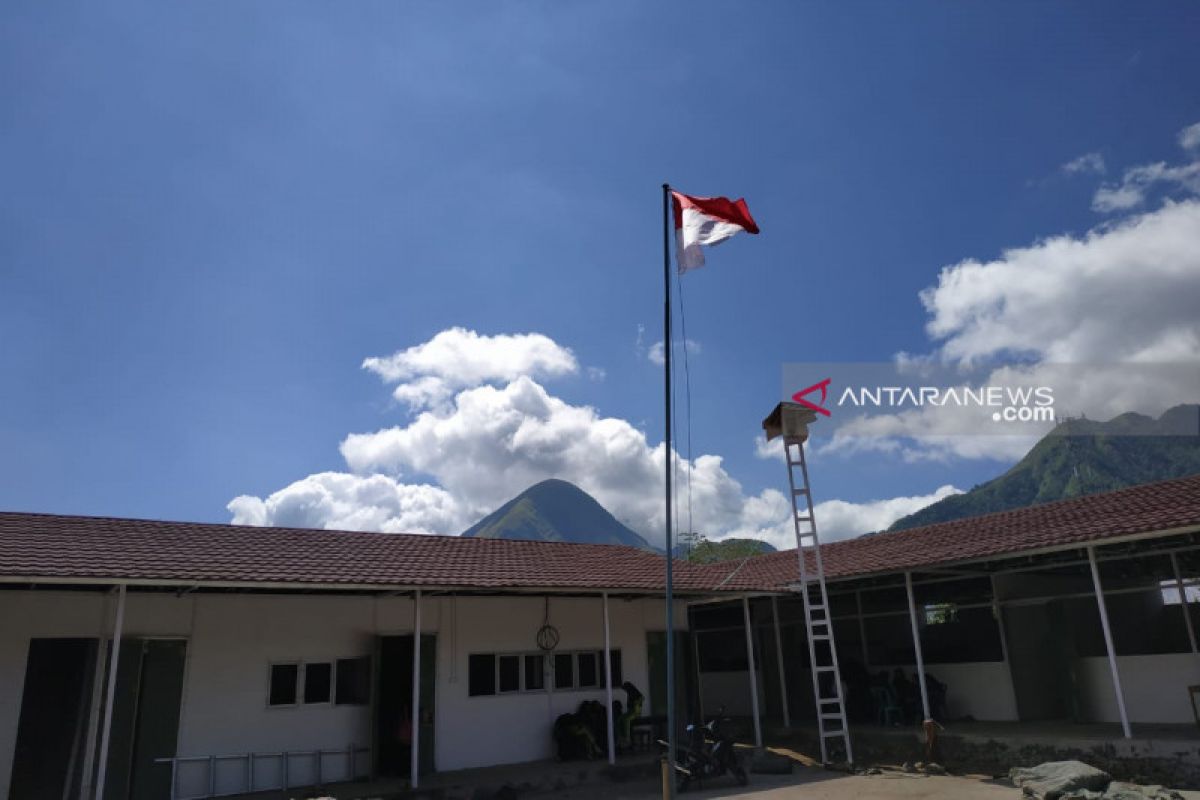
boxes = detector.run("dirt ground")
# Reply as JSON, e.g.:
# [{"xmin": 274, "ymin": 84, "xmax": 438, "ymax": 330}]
[{"xmin": 547, "ymin": 767, "xmax": 1200, "ymax": 800}]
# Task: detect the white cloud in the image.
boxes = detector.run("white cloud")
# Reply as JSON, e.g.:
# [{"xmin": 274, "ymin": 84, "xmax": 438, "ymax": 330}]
[
  {"xmin": 648, "ymin": 338, "xmax": 701, "ymax": 366},
  {"xmin": 1093, "ymin": 161, "xmax": 1200, "ymax": 212},
  {"xmin": 1179, "ymin": 121, "xmax": 1200, "ymax": 152},
  {"xmin": 712, "ymin": 484, "xmax": 963, "ymax": 549},
  {"xmin": 228, "ymin": 473, "xmax": 467, "ymax": 534},
  {"xmin": 1062, "ymin": 152, "xmax": 1106, "ymax": 176},
  {"xmin": 362, "ymin": 327, "xmax": 578, "ymax": 410},
  {"xmin": 922, "ymin": 200, "xmax": 1200, "ymax": 365}
]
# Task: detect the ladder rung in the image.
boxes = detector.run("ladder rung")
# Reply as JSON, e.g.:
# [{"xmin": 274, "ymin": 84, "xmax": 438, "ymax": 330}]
[
  {"xmin": 792, "ymin": 487, "xmax": 809, "ymax": 496},
  {"xmin": 795, "ymin": 516, "xmax": 812, "ymax": 523},
  {"xmin": 818, "ymin": 697, "xmax": 841, "ymax": 705},
  {"xmin": 815, "ymin": 665, "xmax": 838, "ymax": 673},
  {"xmin": 822, "ymin": 729, "xmax": 846, "ymax": 738},
  {"xmin": 812, "ymin": 634, "xmax": 832, "ymax": 641},
  {"xmin": 820, "ymin": 713, "xmax": 843, "ymax": 720}
]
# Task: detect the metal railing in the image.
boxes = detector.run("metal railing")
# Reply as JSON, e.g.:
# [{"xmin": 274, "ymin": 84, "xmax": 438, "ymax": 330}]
[{"xmin": 155, "ymin": 745, "xmax": 370, "ymax": 800}]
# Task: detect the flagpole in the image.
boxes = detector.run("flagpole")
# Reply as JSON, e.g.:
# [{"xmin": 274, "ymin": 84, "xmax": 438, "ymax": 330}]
[{"xmin": 661, "ymin": 182, "xmax": 676, "ymax": 799}]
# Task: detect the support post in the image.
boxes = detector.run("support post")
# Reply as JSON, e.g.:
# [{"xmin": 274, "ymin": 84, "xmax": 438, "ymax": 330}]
[
  {"xmin": 742, "ymin": 597, "xmax": 763, "ymax": 748},
  {"xmin": 1088, "ymin": 547, "xmax": 1131, "ymax": 738},
  {"xmin": 770, "ymin": 596, "xmax": 791, "ymax": 728},
  {"xmin": 1170, "ymin": 552, "xmax": 1198, "ymax": 655},
  {"xmin": 94, "ymin": 583, "xmax": 126, "ymax": 800},
  {"xmin": 603, "ymin": 592, "xmax": 616, "ymax": 765},
  {"xmin": 903, "ymin": 572, "xmax": 931, "ymax": 720},
  {"xmin": 855, "ymin": 590, "xmax": 869, "ymax": 667},
  {"xmin": 410, "ymin": 590, "xmax": 423, "ymax": 786}
]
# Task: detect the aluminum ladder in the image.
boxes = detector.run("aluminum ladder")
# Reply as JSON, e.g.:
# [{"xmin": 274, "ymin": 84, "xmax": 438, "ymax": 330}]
[{"xmin": 783, "ymin": 435, "xmax": 853, "ymax": 765}]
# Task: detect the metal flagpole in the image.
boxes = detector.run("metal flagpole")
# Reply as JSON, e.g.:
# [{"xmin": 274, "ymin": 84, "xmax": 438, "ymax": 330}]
[{"xmin": 662, "ymin": 182, "xmax": 676, "ymax": 798}]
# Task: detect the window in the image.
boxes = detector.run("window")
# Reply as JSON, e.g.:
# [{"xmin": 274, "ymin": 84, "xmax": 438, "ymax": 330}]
[
  {"xmin": 304, "ymin": 662, "xmax": 332, "ymax": 704},
  {"xmin": 469, "ymin": 650, "xmax": 621, "ymax": 696},
  {"xmin": 468, "ymin": 654, "xmax": 496, "ymax": 696},
  {"xmin": 577, "ymin": 652, "xmax": 598, "ymax": 688},
  {"xmin": 524, "ymin": 654, "xmax": 545, "ymax": 691},
  {"xmin": 498, "ymin": 655, "xmax": 521, "ymax": 693},
  {"xmin": 268, "ymin": 663, "xmax": 299, "ymax": 706},
  {"xmin": 554, "ymin": 653, "xmax": 574, "ymax": 689},
  {"xmin": 335, "ymin": 657, "xmax": 371, "ymax": 705}
]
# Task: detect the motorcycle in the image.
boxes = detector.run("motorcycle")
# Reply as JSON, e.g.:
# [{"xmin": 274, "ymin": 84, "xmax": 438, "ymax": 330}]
[{"xmin": 659, "ymin": 706, "xmax": 749, "ymax": 791}]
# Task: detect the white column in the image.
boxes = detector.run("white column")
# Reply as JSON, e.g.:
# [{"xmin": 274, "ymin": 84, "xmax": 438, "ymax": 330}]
[
  {"xmin": 990, "ymin": 574, "xmax": 1017, "ymax": 715},
  {"xmin": 770, "ymin": 596, "xmax": 791, "ymax": 727},
  {"xmin": 603, "ymin": 593, "xmax": 616, "ymax": 765},
  {"xmin": 742, "ymin": 597, "xmax": 763, "ymax": 748},
  {"xmin": 410, "ymin": 590, "xmax": 422, "ymax": 786},
  {"xmin": 1170, "ymin": 552, "xmax": 1198, "ymax": 655},
  {"xmin": 94, "ymin": 584, "xmax": 126, "ymax": 800},
  {"xmin": 79, "ymin": 592, "xmax": 113, "ymax": 800},
  {"xmin": 1088, "ymin": 547, "xmax": 1131, "ymax": 738},
  {"xmin": 903, "ymin": 572, "xmax": 931, "ymax": 720}
]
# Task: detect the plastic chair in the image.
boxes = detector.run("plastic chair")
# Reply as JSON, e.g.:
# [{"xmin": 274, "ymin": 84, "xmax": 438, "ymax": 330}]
[{"xmin": 870, "ymin": 685, "xmax": 902, "ymax": 726}]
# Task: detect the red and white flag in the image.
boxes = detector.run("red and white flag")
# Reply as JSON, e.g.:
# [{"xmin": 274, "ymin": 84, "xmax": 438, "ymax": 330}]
[{"xmin": 671, "ymin": 190, "xmax": 760, "ymax": 273}]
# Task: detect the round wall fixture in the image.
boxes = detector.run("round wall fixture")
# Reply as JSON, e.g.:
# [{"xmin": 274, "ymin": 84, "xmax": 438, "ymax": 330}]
[{"xmin": 537, "ymin": 596, "xmax": 560, "ymax": 651}]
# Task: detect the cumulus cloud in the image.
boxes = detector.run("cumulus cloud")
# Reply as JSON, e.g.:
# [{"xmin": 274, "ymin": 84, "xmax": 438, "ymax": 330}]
[
  {"xmin": 1061, "ymin": 152, "xmax": 1106, "ymax": 176},
  {"xmin": 228, "ymin": 473, "xmax": 467, "ymax": 534},
  {"xmin": 648, "ymin": 338, "xmax": 701, "ymax": 366},
  {"xmin": 362, "ymin": 327, "xmax": 578, "ymax": 410},
  {"xmin": 711, "ymin": 484, "xmax": 963, "ymax": 549}
]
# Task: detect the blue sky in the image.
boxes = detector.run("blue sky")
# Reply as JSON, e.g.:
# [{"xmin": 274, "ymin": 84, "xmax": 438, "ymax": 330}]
[{"xmin": 3, "ymin": 2, "xmax": 1199, "ymax": 545}]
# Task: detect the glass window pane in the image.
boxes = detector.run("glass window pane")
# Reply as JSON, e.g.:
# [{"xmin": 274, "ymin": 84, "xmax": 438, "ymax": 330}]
[
  {"xmin": 335, "ymin": 657, "xmax": 371, "ymax": 705},
  {"xmin": 498, "ymin": 655, "xmax": 520, "ymax": 693},
  {"xmin": 577, "ymin": 652, "xmax": 598, "ymax": 687},
  {"xmin": 554, "ymin": 653, "xmax": 574, "ymax": 689},
  {"xmin": 304, "ymin": 662, "xmax": 332, "ymax": 703},
  {"xmin": 524, "ymin": 655, "xmax": 545, "ymax": 691},
  {"xmin": 269, "ymin": 664, "xmax": 298, "ymax": 706},
  {"xmin": 469, "ymin": 654, "xmax": 496, "ymax": 696}
]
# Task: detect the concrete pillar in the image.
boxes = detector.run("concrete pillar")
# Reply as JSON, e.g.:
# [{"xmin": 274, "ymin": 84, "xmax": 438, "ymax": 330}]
[
  {"xmin": 1088, "ymin": 547, "xmax": 1131, "ymax": 738},
  {"xmin": 742, "ymin": 597, "xmax": 763, "ymax": 748},
  {"xmin": 903, "ymin": 572, "xmax": 931, "ymax": 720},
  {"xmin": 770, "ymin": 596, "xmax": 791, "ymax": 727}
]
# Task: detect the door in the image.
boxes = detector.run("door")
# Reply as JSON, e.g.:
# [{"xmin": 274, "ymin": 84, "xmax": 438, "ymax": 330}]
[
  {"xmin": 646, "ymin": 631, "xmax": 697, "ymax": 734},
  {"xmin": 8, "ymin": 638, "xmax": 99, "ymax": 800},
  {"xmin": 101, "ymin": 639, "xmax": 187, "ymax": 800},
  {"xmin": 374, "ymin": 635, "xmax": 436, "ymax": 777}
]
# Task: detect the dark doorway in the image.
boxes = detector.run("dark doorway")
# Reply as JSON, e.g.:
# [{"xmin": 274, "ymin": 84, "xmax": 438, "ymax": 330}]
[
  {"xmin": 646, "ymin": 631, "xmax": 698, "ymax": 734},
  {"xmin": 375, "ymin": 635, "xmax": 436, "ymax": 778},
  {"xmin": 101, "ymin": 639, "xmax": 188, "ymax": 800},
  {"xmin": 1004, "ymin": 602, "xmax": 1079, "ymax": 721},
  {"xmin": 9, "ymin": 638, "xmax": 99, "ymax": 800}
]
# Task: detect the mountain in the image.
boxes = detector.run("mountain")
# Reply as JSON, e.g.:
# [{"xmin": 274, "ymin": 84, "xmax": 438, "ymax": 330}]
[
  {"xmin": 461, "ymin": 479, "xmax": 654, "ymax": 549},
  {"xmin": 888, "ymin": 404, "xmax": 1200, "ymax": 531},
  {"xmin": 681, "ymin": 537, "xmax": 778, "ymax": 563}
]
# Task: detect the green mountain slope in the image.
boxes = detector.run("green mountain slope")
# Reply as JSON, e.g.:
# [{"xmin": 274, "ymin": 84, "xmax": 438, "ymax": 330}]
[
  {"xmin": 461, "ymin": 479, "xmax": 654, "ymax": 549},
  {"xmin": 682, "ymin": 537, "xmax": 778, "ymax": 563},
  {"xmin": 889, "ymin": 404, "xmax": 1200, "ymax": 531}
]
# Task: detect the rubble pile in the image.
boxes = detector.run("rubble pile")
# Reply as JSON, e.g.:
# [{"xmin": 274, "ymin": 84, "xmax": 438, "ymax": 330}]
[{"xmin": 1010, "ymin": 761, "xmax": 1184, "ymax": 800}]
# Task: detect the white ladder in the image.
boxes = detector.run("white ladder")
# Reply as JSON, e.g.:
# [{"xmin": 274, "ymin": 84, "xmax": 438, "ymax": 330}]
[{"xmin": 783, "ymin": 436, "xmax": 853, "ymax": 765}]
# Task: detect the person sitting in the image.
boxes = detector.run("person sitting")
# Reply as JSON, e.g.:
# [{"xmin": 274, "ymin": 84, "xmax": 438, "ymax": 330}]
[{"xmin": 616, "ymin": 681, "xmax": 644, "ymax": 749}]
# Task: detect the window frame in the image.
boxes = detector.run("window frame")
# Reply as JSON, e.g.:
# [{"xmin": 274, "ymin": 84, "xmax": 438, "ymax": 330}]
[
  {"xmin": 267, "ymin": 662, "xmax": 301, "ymax": 708},
  {"xmin": 467, "ymin": 649, "xmax": 621, "ymax": 696}
]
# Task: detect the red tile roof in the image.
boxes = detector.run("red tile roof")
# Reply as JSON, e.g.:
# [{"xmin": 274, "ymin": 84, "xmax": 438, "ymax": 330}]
[
  {"xmin": 700, "ymin": 473, "xmax": 1200, "ymax": 591},
  {"xmin": 1, "ymin": 475, "xmax": 1197, "ymax": 593},
  {"xmin": 0, "ymin": 512, "xmax": 720, "ymax": 592}
]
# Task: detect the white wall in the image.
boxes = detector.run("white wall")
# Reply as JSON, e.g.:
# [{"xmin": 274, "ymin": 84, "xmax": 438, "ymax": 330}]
[
  {"xmin": 1076, "ymin": 653, "xmax": 1200, "ymax": 724},
  {"xmin": 0, "ymin": 588, "xmax": 687, "ymax": 796}
]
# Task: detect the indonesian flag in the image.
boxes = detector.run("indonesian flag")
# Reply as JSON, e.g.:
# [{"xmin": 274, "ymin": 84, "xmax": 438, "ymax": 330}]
[{"xmin": 671, "ymin": 190, "xmax": 760, "ymax": 274}]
